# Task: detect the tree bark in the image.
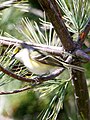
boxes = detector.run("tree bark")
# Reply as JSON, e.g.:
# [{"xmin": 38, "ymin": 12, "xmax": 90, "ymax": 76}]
[{"xmin": 72, "ymin": 61, "xmax": 90, "ymax": 120}]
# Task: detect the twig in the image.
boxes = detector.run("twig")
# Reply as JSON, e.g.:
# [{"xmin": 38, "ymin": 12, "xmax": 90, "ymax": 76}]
[
  {"xmin": 0, "ymin": 64, "xmax": 65, "ymax": 83},
  {"xmin": 0, "ymin": 36, "xmax": 64, "ymax": 56},
  {"xmin": 0, "ymin": 64, "xmax": 36, "ymax": 82},
  {"xmin": 75, "ymin": 49, "xmax": 90, "ymax": 61},
  {"xmin": 0, "ymin": 86, "xmax": 33, "ymax": 95},
  {"xmin": 0, "ymin": 68, "xmax": 65, "ymax": 95},
  {"xmin": 0, "ymin": 36, "xmax": 22, "ymax": 46},
  {"xmin": 77, "ymin": 18, "xmax": 90, "ymax": 45}
]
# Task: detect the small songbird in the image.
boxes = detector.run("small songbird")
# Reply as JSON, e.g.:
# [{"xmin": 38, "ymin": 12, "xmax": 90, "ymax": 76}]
[
  {"xmin": 12, "ymin": 43, "xmax": 84, "ymax": 75},
  {"xmin": 12, "ymin": 43, "xmax": 63, "ymax": 75}
]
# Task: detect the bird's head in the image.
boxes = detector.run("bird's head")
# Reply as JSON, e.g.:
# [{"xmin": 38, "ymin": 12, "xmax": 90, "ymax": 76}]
[
  {"xmin": 12, "ymin": 43, "xmax": 35, "ymax": 62},
  {"xmin": 12, "ymin": 46, "xmax": 21, "ymax": 59}
]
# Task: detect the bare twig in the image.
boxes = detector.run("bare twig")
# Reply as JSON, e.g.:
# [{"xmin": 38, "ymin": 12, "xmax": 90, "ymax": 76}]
[
  {"xmin": 0, "ymin": 36, "xmax": 64, "ymax": 57},
  {"xmin": 0, "ymin": 86, "xmax": 33, "ymax": 95},
  {"xmin": 0, "ymin": 36, "xmax": 22, "ymax": 46},
  {"xmin": 75, "ymin": 49, "xmax": 90, "ymax": 61},
  {"xmin": 0, "ymin": 64, "xmax": 36, "ymax": 83},
  {"xmin": 0, "ymin": 64, "xmax": 65, "ymax": 83}
]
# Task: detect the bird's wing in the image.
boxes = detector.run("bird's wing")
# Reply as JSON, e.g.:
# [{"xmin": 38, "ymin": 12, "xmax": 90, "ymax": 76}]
[
  {"xmin": 29, "ymin": 50, "xmax": 84, "ymax": 71},
  {"xmin": 29, "ymin": 50, "xmax": 63, "ymax": 67},
  {"xmin": 21, "ymin": 42, "xmax": 64, "ymax": 67},
  {"xmin": 20, "ymin": 42, "xmax": 84, "ymax": 71}
]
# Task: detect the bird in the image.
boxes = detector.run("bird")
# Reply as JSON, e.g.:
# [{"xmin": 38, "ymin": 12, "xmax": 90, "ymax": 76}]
[
  {"xmin": 12, "ymin": 43, "xmax": 63, "ymax": 75},
  {"xmin": 12, "ymin": 43, "xmax": 84, "ymax": 75}
]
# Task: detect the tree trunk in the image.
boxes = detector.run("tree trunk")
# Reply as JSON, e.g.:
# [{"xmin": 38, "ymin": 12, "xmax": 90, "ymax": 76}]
[{"xmin": 72, "ymin": 61, "xmax": 90, "ymax": 120}]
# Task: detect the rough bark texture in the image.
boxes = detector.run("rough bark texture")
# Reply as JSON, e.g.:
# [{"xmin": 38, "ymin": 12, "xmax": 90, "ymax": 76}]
[{"xmin": 72, "ymin": 61, "xmax": 90, "ymax": 120}]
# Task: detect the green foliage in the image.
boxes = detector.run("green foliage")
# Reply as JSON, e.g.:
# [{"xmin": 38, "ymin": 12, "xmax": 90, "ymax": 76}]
[
  {"xmin": 56, "ymin": 0, "xmax": 90, "ymax": 40},
  {"xmin": 36, "ymin": 79, "xmax": 70, "ymax": 120}
]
